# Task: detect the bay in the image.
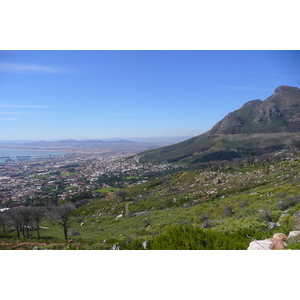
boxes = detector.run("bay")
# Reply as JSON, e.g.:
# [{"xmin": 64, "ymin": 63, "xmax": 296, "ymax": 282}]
[{"xmin": 0, "ymin": 149, "xmax": 68, "ymax": 163}]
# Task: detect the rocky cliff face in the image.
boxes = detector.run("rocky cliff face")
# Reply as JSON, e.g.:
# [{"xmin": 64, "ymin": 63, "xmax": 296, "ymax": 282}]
[{"xmin": 210, "ymin": 85, "xmax": 300, "ymax": 134}]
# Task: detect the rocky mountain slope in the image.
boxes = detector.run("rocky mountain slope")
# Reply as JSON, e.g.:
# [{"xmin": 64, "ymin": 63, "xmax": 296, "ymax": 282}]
[
  {"xmin": 210, "ymin": 85, "xmax": 300, "ymax": 134},
  {"xmin": 139, "ymin": 85, "xmax": 300, "ymax": 164}
]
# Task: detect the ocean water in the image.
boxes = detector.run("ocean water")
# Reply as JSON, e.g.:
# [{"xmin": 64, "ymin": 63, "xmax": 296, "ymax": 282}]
[{"xmin": 0, "ymin": 149, "xmax": 68, "ymax": 163}]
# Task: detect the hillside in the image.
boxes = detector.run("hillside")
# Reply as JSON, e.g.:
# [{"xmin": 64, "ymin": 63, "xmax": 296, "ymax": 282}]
[
  {"xmin": 138, "ymin": 85, "xmax": 300, "ymax": 164},
  {"xmin": 1, "ymin": 148, "xmax": 300, "ymax": 250}
]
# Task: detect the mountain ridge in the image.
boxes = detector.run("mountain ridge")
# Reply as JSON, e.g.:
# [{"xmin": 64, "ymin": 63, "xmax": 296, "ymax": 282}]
[
  {"xmin": 139, "ymin": 85, "xmax": 300, "ymax": 164},
  {"xmin": 209, "ymin": 85, "xmax": 300, "ymax": 134}
]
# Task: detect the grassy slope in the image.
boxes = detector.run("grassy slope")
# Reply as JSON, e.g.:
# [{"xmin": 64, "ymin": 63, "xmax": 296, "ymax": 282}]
[
  {"xmin": 67, "ymin": 153, "xmax": 300, "ymax": 247},
  {"xmin": 2, "ymin": 152, "xmax": 300, "ymax": 249},
  {"xmin": 139, "ymin": 132, "xmax": 300, "ymax": 163}
]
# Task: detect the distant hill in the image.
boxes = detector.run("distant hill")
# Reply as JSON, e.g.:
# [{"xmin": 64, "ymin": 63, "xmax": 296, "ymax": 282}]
[
  {"xmin": 0, "ymin": 138, "xmax": 191, "ymax": 153},
  {"xmin": 139, "ymin": 85, "xmax": 300, "ymax": 164},
  {"xmin": 101, "ymin": 136, "xmax": 193, "ymax": 145},
  {"xmin": 0, "ymin": 136, "xmax": 194, "ymax": 151}
]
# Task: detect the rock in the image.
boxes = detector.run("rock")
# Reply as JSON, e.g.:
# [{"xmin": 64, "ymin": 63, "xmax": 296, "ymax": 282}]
[
  {"xmin": 111, "ymin": 244, "xmax": 120, "ymax": 250},
  {"xmin": 32, "ymin": 246, "xmax": 39, "ymax": 250},
  {"xmin": 294, "ymin": 211, "xmax": 300, "ymax": 217},
  {"xmin": 268, "ymin": 222, "xmax": 280, "ymax": 230},
  {"xmin": 142, "ymin": 241, "xmax": 148, "ymax": 250},
  {"xmin": 213, "ymin": 178, "xmax": 221, "ymax": 185},
  {"xmin": 280, "ymin": 212, "xmax": 290, "ymax": 218},
  {"xmin": 115, "ymin": 214, "xmax": 123, "ymax": 220},
  {"xmin": 294, "ymin": 210, "xmax": 300, "ymax": 230},
  {"xmin": 208, "ymin": 190, "xmax": 217, "ymax": 196},
  {"xmin": 287, "ymin": 231, "xmax": 300, "ymax": 241},
  {"xmin": 247, "ymin": 239, "xmax": 274, "ymax": 250}
]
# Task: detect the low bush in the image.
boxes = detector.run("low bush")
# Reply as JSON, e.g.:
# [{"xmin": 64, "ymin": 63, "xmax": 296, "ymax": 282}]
[
  {"xmin": 277, "ymin": 196, "xmax": 300, "ymax": 210},
  {"xmin": 148, "ymin": 225, "xmax": 263, "ymax": 250}
]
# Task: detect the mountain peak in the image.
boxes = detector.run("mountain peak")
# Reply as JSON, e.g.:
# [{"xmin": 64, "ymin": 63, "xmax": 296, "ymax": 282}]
[
  {"xmin": 209, "ymin": 85, "xmax": 300, "ymax": 134},
  {"xmin": 274, "ymin": 85, "xmax": 300, "ymax": 95}
]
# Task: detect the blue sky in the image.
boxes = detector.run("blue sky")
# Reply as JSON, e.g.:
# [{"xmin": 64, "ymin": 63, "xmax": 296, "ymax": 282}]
[{"xmin": 1, "ymin": 50, "xmax": 300, "ymax": 141}]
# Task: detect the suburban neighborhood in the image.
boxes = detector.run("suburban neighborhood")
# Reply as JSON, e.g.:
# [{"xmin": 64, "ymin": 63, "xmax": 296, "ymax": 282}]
[{"xmin": 0, "ymin": 148, "xmax": 182, "ymax": 209}]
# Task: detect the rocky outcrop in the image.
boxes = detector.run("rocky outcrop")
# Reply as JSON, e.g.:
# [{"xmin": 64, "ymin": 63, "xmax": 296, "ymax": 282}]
[
  {"xmin": 287, "ymin": 231, "xmax": 300, "ymax": 242},
  {"xmin": 210, "ymin": 85, "xmax": 300, "ymax": 134},
  {"xmin": 294, "ymin": 210, "xmax": 300, "ymax": 230}
]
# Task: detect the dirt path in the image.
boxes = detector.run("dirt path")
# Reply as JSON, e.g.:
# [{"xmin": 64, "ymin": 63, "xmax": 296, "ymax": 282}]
[{"xmin": 160, "ymin": 171, "xmax": 187, "ymax": 194}]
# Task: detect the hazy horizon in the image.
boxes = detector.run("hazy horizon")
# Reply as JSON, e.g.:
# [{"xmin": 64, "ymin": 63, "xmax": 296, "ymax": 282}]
[{"xmin": 0, "ymin": 135, "xmax": 194, "ymax": 142}]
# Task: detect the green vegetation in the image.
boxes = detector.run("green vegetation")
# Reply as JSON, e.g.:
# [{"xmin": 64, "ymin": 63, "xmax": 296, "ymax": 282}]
[
  {"xmin": 93, "ymin": 187, "xmax": 120, "ymax": 193},
  {"xmin": 61, "ymin": 172, "xmax": 77, "ymax": 176},
  {"xmin": 148, "ymin": 226, "xmax": 266, "ymax": 250},
  {"xmin": 1, "ymin": 149, "xmax": 300, "ymax": 250},
  {"xmin": 66, "ymin": 185, "xmax": 77, "ymax": 190},
  {"xmin": 125, "ymin": 176, "xmax": 139, "ymax": 180}
]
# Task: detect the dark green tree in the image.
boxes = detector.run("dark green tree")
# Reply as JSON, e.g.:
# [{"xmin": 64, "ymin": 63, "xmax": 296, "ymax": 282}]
[{"xmin": 116, "ymin": 190, "xmax": 129, "ymax": 201}]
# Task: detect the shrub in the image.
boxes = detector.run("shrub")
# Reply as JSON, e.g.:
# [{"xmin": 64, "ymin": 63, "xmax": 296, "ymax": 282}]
[
  {"xmin": 121, "ymin": 238, "xmax": 147, "ymax": 250},
  {"xmin": 224, "ymin": 205, "xmax": 234, "ymax": 217},
  {"xmin": 277, "ymin": 196, "xmax": 300, "ymax": 211},
  {"xmin": 278, "ymin": 192, "xmax": 287, "ymax": 198},
  {"xmin": 199, "ymin": 213, "xmax": 211, "ymax": 228},
  {"xmin": 287, "ymin": 196, "xmax": 300, "ymax": 207},
  {"xmin": 277, "ymin": 201, "xmax": 286, "ymax": 210},
  {"xmin": 259, "ymin": 209, "xmax": 272, "ymax": 222},
  {"xmin": 286, "ymin": 242, "xmax": 300, "ymax": 250},
  {"xmin": 148, "ymin": 225, "xmax": 254, "ymax": 250},
  {"xmin": 69, "ymin": 228, "xmax": 80, "ymax": 236},
  {"xmin": 89, "ymin": 243, "xmax": 110, "ymax": 250},
  {"xmin": 239, "ymin": 200, "xmax": 249, "ymax": 208}
]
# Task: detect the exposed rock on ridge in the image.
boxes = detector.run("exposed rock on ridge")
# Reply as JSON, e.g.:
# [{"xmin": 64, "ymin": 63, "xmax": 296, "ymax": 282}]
[{"xmin": 210, "ymin": 85, "xmax": 300, "ymax": 134}]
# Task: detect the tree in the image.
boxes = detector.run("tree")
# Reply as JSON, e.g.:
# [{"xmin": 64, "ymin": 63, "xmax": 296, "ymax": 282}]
[
  {"xmin": 116, "ymin": 190, "xmax": 129, "ymax": 201},
  {"xmin": 49, "ymin": 204, "xmax": 75, "ymax": 240},
  {"xmin": 31, "ymin": 207, "xmax": 46, "ymax": 239},
  {"xmin": 6, "ymin": 208, "xmax": 23, "ymax": 239},
  {"xmin": 18, "ymin": 207, "xmax": 32, "ymax": 238},
  {"xmin": 0, "ymin": 212, "xmax": 9, "ymax": 233}
]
